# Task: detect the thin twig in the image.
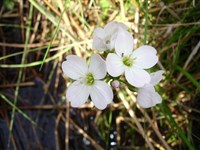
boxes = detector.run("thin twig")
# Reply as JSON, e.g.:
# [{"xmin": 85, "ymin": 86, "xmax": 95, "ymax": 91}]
[
  {"xmin": 70, "ymin": 118, "xmax": 104, "ymax": 150},
  {"xmin": 65, "ymin": 100, "xmax": 69, "ymax": 150},
  {"xmin": 125, "ymin": 87, "xmax": 171, "ymax": 150},
  {"xmin": 43, "ymin": 0, "xmax": 61, "ymax": 16},
  {"xmin": 0, "ymin": 82, "xmax": 35, "ymax": 88},
  {"xmin": 140, "ymin": 109, "xmax": 171, "ymax": 150},
  {"xmin": 117, "ymin": 90, "xmax": 155, "ymax": 150},
  {"xmin": 0, "ymin": 41, "xmax": 60, "ymax": 48},
  {"xmin": 55, "ymin": 113, "xmax": 62, "ymax": 150},
  {"xmin": 8, "ymin": 4, "xmax": 33, "ymax": 149}
]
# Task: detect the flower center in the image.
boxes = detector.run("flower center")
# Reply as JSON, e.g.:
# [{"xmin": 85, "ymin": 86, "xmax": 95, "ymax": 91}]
[
  {"xmin": 122, "ymin": 56, "xmax": 134, "ymax": 67},
  {"xmin": 106, "ymin": 39, "xmax": 110, "ymax": 44},
  {"xmin": 85, "ymin": 73, "xmax": 95, "ymax": 85}
]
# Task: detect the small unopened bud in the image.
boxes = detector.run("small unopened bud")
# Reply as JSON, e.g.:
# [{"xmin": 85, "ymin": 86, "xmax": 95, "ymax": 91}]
[{"xmin": 112, "ymin": 80, "xmax": 120, "ymax": 88}]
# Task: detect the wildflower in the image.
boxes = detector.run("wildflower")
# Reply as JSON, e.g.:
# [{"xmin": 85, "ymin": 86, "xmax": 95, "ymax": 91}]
[
  {"xmin": 62, "ymin": 54, "xmax": 113, "ymax": 110},
  {"xmin": 92, "ymin": 21, "xmax": 127, "ymax": 51},
  {"xmin": 137, "ymin": 70, "xmax": 164, "ymax": 108},
  {"xmin": 106, "ymin": 30, "xmax": 158, "ymax": 87}
]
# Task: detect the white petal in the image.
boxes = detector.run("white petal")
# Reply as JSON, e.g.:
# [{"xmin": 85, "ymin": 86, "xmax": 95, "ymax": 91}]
[
  {"xmin": 104, "ymin": 22, "xmax": 117, "ymax": 36},
  {"xmin": 89, "ymin": 54, "xmax": 107, "ymax": 79},
  {"xmin": 115, "ymin": 30, "xmax": 134, "ymax": 56},
  {"xmin": 92, "ymin": 28, "xmax": 107, "ymax": 51},
  {"xmin": 137, "ymin": 84, "xmax": 155, "ymax": 108},
  {"xmin": 106, "ymin": 22, "xmax": 127, "ymax": 50},
  {"xmin": 132, "ymin": 46, "xmax": 158, "ymax": 69},
  {"xmin": 67, "ymin": 80, "xmax": 90, "ymax": 107},
  {"xmin": 62, "ymin": 55, "xmax": 88, "ymax": 80},
  {"xmin": 116, "ymin": 22, "xmax": 127, "ymax": 30},
  {"xmin": 133, "ymin": 45, "xmax": 157, "ymax": 55},
  {"xmin": 150, "ymin": 70, "xmax": 165, "ymax": 86},
  {"xmin": 106, "ymin": 53, "xmax": 125, "ymax": 77},
  {"xmin": 93, "ymin": 22, "xmax": 127, "ymax": 51},
  {"xmin": 152, "ymin": 91, "xmax": 162, "ymax": 105},
  {"xmin": 90, "ymin": 81, "xmax": 113, "ymax": 110},
  {"xmin": 93, "ymin": 27, "xmax": 106, "ymax": 39},
  {"xmin": 125, "ymin": 67, "xmax": 150, "ymax": 87},
  {"xmin": 109, "ymin": 32, "xmax": 118, "ymax": 50},
  {"xmin": 104, "ymin": 21, "xmax": 127, "ymax": 36},
  {"xmin": 92, "ymin": 36, "xmax": 107, "ymax": 51},
  {"xmin": 137, "ymin": 84, "xmax": 162, "ymax": 108}
]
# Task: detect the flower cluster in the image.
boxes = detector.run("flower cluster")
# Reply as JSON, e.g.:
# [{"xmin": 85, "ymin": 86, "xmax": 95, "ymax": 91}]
[{"xmin": 62, "ymin": 21, "xmax": 164, "ymax": 110}]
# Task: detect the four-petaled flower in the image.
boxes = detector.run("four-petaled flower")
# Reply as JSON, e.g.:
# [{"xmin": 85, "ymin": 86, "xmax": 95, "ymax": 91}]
[
  {"xmin": 106, "ymin": 29, "xmax": 158, "ymax": 87},
  {"xmin": 62, "ymin": 21, "xmax": 163, "ymax": 109},
  {"xmin": 92, "ymin": 21, "xmax": 127, "ymax": 51},
  {"xmin": 137, "ymin": 70, "xmax": 164, "ymax": 108},
  {"xmin": 62, "ymin": 54, "xmax": 113, "ymax": 110}
]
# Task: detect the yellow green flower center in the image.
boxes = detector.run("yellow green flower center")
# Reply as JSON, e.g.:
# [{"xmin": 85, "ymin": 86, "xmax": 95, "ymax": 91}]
[
  {"xmin": 106, "ymin": 39, "xmax": 110, "ymax": 44},
  {"xmin": 86, "ymin": 73, "xmax": 95, "ymax": 85},
  {"xmin": 122, "ymin": 56, "xmax": 134, "ymax": 67}
]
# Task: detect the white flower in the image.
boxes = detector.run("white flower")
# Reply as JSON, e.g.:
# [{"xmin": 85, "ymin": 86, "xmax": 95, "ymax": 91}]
[
  {"xmin": 137, "ymin": 70, "xmax": 164, "ymax": 108},
  {"xmin": 106, "ymin": 30, "xmax": 158, "ymax": 87},
  {"xmin": 92, "ymin": 21, "xmax": 127, "ymax": 51},
  {"xmin": 62, "ymin": 54, "xmax": 113, "ymax": 110}
]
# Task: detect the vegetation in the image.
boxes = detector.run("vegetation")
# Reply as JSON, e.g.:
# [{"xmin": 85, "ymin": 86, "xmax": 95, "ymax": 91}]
[{"xmin": 0, "ymin": 0, "xmax": 199, "ymax": 149}]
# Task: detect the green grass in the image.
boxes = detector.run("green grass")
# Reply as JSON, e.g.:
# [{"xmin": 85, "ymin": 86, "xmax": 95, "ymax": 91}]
[
  {"xmin": 9, "ymin": 1, "xmax": 33, "ymax": 137},
  {"xmin": 40, "ymin": 1, "xmax": 68, "ymax": 70},
  {"xmin": 161, "ymin": 101, "xmax": 195, "ymax": 150},
  {"xmin": 0, "ymin": 93, "xmax": 36, "ymax": 125}
]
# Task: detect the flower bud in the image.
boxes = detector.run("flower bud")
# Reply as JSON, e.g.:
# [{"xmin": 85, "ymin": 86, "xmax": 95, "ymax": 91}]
[{"xmin": 112, "ymin": 80, "xmax": 120, "ymax": 88}]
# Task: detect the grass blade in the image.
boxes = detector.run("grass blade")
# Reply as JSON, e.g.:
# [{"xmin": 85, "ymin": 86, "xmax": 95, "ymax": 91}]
[
  {"xmin": 161, "ymin": 101, "xmax": 195, "ymax": 150},
  {"xmin": 175, "ymin": 65, "xmax": 200, "ymax": 90},
  {"xmin": 144, "ymin": 0, "xmax": 148, "ymax": 45},
  {"xmin": 9, "ymin": 3, "xmax": 33, "ymax": 140},
  {"xmin": 39, "ymin": 1, "xmax": 68, "ymax": 70},
  {"xmin": 0, "ymin": 93, "xmax": 36, "ymax": 125}
]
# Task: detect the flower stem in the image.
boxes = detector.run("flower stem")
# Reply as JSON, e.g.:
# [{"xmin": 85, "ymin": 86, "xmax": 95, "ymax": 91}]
[{"xmin": 144, "ymin": 0, "xmax": 148, "ymax": 45}]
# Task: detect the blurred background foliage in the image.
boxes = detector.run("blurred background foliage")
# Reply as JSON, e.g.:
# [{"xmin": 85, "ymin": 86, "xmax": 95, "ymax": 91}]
[{"xmin": 0, "ymin": 0, "xmax": 200, "ymax": 149}]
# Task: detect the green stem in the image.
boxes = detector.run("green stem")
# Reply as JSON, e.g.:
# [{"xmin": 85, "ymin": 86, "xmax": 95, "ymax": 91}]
[
  {"xmin": 8, "ymin": 3, "xmax": 33, "ymax": 148},
  {"xmin": 144, "ymin": 0, "xmax": 148, "ymax": 45}
]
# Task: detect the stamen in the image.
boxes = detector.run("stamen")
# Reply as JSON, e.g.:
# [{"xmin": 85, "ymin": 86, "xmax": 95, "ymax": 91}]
[
  {"xmin": 122, "ymin": 56, "xmax": 133, "ymax": 67},
  {"xmin": 86, "ymin": 73, "xmax": 94, "ymax": 85}
]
